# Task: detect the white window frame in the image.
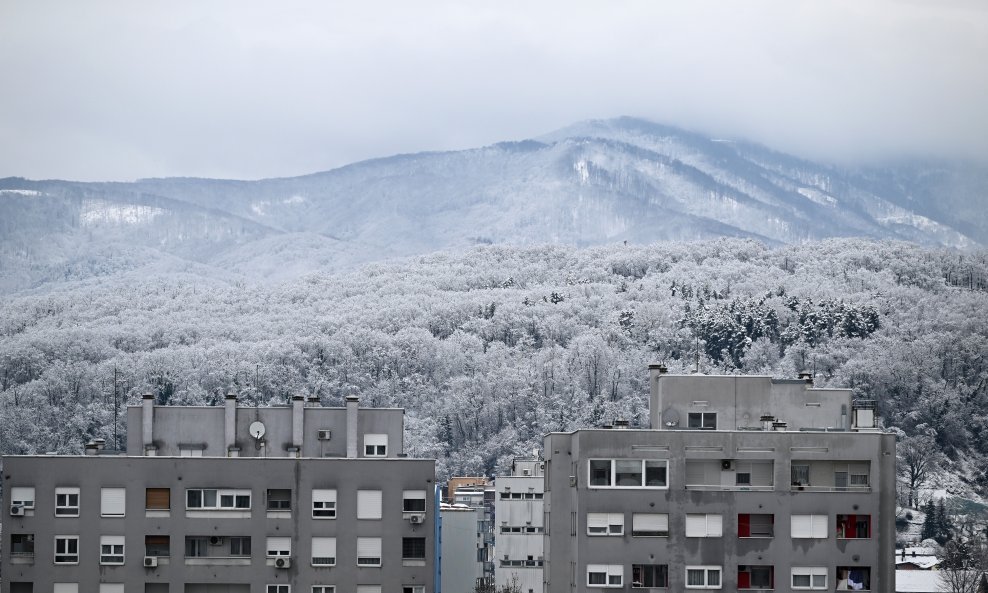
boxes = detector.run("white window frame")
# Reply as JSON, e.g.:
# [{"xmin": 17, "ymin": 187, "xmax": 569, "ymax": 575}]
[
  {"xmin": 357, "ymin": 537, "xmax": 382, "ymax": 566},
  {"xmin": 53, "ymin": 585, "xmax": 79, "ymax": 593},
  {"xmin": 587, "ymin": 564, "xmax": 623, "ymax": 588},
  {"xmin": 791, "ymin": 567, "xmax": 828, "ymax": 590},
  {"xmin": 10, "ymin": 486, "xmax": 35, "ymax": 510},
  {"xmin": 312, "ymin": 588, "xmax": 335, "ymax": 593},
  {"xmin": 685, "ymin": 514, "xmax": 723, "ymax": 537},
  {"xmin": 685, "ymin": 565, "xmax": 722, "ymax": 589},
  {"xmin": 403, "ymin": 490, "xmax": 427, "ymax": 513},
  {"xmin": 357, "ymin": 490, "xmax": 383, "ymax": 520},
  {"xmin": 587, "ymin": 512, "xmax": 624, "ymax": 536},
  {"xmin": 99, "ymin": 585, "xmax": 124, "ymax": 593},
  {"xmin": 588, "ymin": 459, "xmax": 668, "ymax": 489},
  {"xmin": 100, "ymin": 488, "xmax": 126, "ymax": 517},
  {"xmin": 179, "ymin": 446, "xmax": 204, "ymax": 457},
  {"xmin": 311, "ymin": 536, "xmax": 337, "ymax": 566},
  {"xmin": 185, "ymin": 488, "xmax": 251, "ymax": 510},
  {"xmin": 55, "ymin": 487, "xmax": 80, "ymax": 517},
  {"xmin": 312, "ymin": 489, "xmax": 337, "ymax": 518},
  {"xmin": 632, "ymin": 513, "xmax": 669, "ymax": 537},
  {"xmin": 267, "ymin": 586, "xmax": 290, "ymax": 593},
  {"xmin": 266, "ymin": 536, "xmax": 291, "ymax": 557},
  {"xmin": 687, "ymin": 411, "xmax": 717, "ymax": 430},
  {"xmin": 54, "ymin": 535, "xmax": 80, "ymax": 564},
  {"xmin": 364, "ymin": 434, "xmax": 388, "ymax": 457},
  {"xmin": 791, "ymin": 514, "xmax": 828, "ymax": 539},
  {"xmin": 356, "ymin": 587, "xmax": 382, "ymax": 593},
  {"xmin": 99, "ymin": 535, "xmax": 125, "ymax": 565},
  {"xmin": 402, "ymin": 587, "xmax": 425, "ymax": 593}
]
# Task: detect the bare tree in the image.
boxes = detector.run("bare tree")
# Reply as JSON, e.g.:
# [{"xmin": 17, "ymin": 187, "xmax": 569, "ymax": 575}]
[
  {"xmin": 939, "ymin": 538, "xmax": 988, "ymax": 593},
  {"xmin": 898, "ymin": 433, "xmax": 946, "ymax": 509}
]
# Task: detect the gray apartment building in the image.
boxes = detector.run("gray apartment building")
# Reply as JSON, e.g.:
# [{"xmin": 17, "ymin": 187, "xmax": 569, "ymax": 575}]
[
  {"xmin": 544, "ymin": 368, "xmax": 896, "ymax": 592},
  {"xmin": 494, "ymin": 459, "xmax": 544, "ymax": 593},
  {"xmin": 2, "ymin": 394, "xmax": 437, "ymax": 593}
]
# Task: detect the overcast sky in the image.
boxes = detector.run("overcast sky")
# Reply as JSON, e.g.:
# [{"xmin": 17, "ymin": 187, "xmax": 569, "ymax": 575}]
[{"xmin": 1, "ymin": 1, "xmax": 986, "ymax": 181}]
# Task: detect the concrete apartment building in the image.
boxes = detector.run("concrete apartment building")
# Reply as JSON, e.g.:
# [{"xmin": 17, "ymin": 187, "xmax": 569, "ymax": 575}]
[
  {"xmin": 494, "ymin": 459, "xmax": 544, "ymax": 593},
  {"xmin": 449, "ymin": 481, "xmax": 496, "ymax": 590},
  {"xmin": 439, "ymin": 503, "xmax": 481, "ymax": 593},
  {"xmin": 2, "ymin": 394, "xmax": 437, "ymax": 593},
  {"xmin": 544, "ymin": 368, "xmax": 896, "ymax": 592}
]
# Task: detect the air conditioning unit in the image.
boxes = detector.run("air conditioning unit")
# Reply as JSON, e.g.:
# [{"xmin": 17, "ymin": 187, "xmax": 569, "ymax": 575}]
[
  {"xmin": 409, "ymin": 513, "xmax": 426, "ymax": 524},
  {"xmin": 209, "ymin": 536, "xmax": 225, "ymax": 545},
  {"xmin": 10, "ymin": 505, "xmax": 25, "ymax": 516},
  {"xmin": 721, "ymin": 459, "xmax": 733, "ymax": 470},
  {"xmin": 275, "ymin": 557, "xmax": 291, "ymax": 569},
  {"xmin": 522, "ymin": 469, "xmax": 531, "ymax": 476},
  {"xmin": 317, "ymin": 429, "xmax": 332, "ymax": 441},
  {"xmin": 144, "ymin": 556, "xmax": 158, "ymax": 568}
]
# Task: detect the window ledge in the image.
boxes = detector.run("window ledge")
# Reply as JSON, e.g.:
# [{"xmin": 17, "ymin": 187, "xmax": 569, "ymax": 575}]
[
  {"xmin": 185, "ymin": 557, "xmax": 252, "ymax": 566},
  {"xmin": 145, "ymin": 510, "xmax": 171, "ymax": 518},
  {"xmin": 402, "ymin": 559, "xmax": 427, "ymax": 567},
  {"xmin": 267, "ymin": 510, "xmax": 292, "ymax": 519},
  {"xmin": 10, "ymin": 555, "xmax": 34, "ymax": 565},
  {"xmin": 186, "ymin": 510, "xmax": 252, "ymax": 519}
]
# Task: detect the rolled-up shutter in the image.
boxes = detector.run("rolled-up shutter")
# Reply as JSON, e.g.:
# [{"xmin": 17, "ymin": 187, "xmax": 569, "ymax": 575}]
[
  {"xmin": 101, "ymin": 488, "xmax": 126, "ymax": 516},
  {"xmin": 357, "ymin": 490, "xmax": 382, "ymax": 519},
  {"xmin": 311, "ymin": 537, "xmax": 336, "ymax": 565},
  {"xmin": 145, "ymin": 488, "xmax": 170, "ymax": 510}
]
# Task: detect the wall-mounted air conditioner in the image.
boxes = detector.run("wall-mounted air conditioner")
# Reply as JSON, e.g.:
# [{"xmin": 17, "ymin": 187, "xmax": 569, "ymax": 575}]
[
  {"xmin": 144, "ymin": 556, "xmax": 158, "ymax": 568},
  {"xmin": 275, "ymin": 557, "xmax": 291, "ymax": 569}
]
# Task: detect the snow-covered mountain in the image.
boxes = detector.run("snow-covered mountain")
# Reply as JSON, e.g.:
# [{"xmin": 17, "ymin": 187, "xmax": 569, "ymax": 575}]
[{"xmin": 1, "ymin": 117, "xmax": 986, "ymax": 293}]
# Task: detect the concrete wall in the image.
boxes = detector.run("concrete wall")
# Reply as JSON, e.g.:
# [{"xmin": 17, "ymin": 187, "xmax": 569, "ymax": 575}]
[
  {"xmin": 494, "ymin": 473, "xmax": 544, "ymax": 593},
  {"xmin": 1, "ymin": 455, "xmax": 435, "ymax": 593},
  {"xmin": 544, "ymin": 428, "xmax": 895, "ymax": 593},
  {"xmin": 441, "ymin": 508, "xmax": 481, "ymax": 593}
]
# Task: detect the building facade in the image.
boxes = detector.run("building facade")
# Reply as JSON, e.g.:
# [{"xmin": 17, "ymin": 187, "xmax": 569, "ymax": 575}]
[
  {"xmin": 494, "ymin": 459, "xmax": 544, "ymax": 593},
  {"xmin": 543, "ymin": 369, "xmax": 896, "ymax": 592},
  {"xmin": 2, "ymin": 395, "xmax": 437, "ymax": 593}
]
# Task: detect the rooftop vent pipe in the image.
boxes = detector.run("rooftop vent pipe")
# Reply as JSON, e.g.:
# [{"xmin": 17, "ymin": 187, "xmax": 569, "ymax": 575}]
[{"xmin": 346, "ymin": 395, "xmax": 359, "ymax": 458}]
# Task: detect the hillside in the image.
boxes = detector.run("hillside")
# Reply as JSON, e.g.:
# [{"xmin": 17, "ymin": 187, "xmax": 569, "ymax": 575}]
[
  {"xmin": 1, "ymin": 239, "xmax": 986, "ymax": 490},
  {"xmin": 1, "ymin": 117, "xmax": 986, "ymax": 294}
]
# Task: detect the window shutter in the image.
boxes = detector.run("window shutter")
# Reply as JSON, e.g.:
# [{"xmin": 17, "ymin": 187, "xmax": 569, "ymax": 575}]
[
  {"xmin": 99, "ymin": 585, "xmax": 124, "ymax": 593},
  {"xmin": 738, "ymin": 513, "xmax": 751, "ymax": 537},
  {"xmin": 357, "ymin": 537, "xmax": 382, "ymax": 557},
  {"xmin": 313, "ymin": 489, "xmax": 337, "ymax": 503},
  {"xmin": 145, "ymin": 488, "xmax": 170, "ymax": 510},
  {"xmin": 707, "ymin": 514, "xmax": 723, "ymax": 536},
  {"xmin": 587, "ymin": 513, "xmax": 608, "ymax": 532},
  {"xmin": 632, "ymin": 513, "xmax": 668, "ymax": 534},
  {"xmin": 791, "ymin": 515, "xmax": 810, "ymax": 538},
  {"xmin": 266, "ymin": 536, "xmax": 291, "ymax": 556},
  {"xmin": 686, "ymin": 514, "xmax": 705, "ymax": 536},
  {"xmin": 752, "ymin": 461, "xmax": 773, "ymax": 485},
  {"xmin": 811, "ymin": 515, "xmax": 828, "ymax": 538},
  {"xmin": 10, "ymin": 487, "xmax": 34, "ymax": 504},
  {"xmin": 685, "ymin": 462, "xmax": 705, "ymax": 485},
  {"xmin": 101, "ymin": 488, "xmax": 126, "ymax": 516},
  {"xmin": 356, "ymin": 587, "xmax": 382, "ymax": 593},
  {"xmin": 312, "ymin": 537, "xmax": 336, "ymax": 558},
  {"xmin": 357, "ymin": 490, "xmax": 383, "ymax": 519},
  {"xmin": 54, "ymin": 585, "xmax": 79, "ymax": 593}
]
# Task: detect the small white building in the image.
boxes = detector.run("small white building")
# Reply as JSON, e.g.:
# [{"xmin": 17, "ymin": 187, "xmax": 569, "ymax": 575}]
[{"xmin": 494, "ymin": 458, "xmax": 545, "ymax": 593}]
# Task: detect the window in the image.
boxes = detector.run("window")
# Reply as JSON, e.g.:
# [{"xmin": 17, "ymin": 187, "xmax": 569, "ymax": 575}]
[
  {"xmin": 54, "ymin": 585, "xmax": 79, "ymax": 593},
  {"xmin": 403, "ymin": 490, "xmax": 427, "ymax": 513},
  {"xmin": 55, "ymin": 487, "xmax": 80, "ymax": 516},
  {"xmin": 101, "ymin": 488, "xmax": 126, "ymax": 517},
  {"xmin": 185, "ymin": 536, "xmax": 208, "ymax": 557},
  {"xmin": 739, "ymin": 566, "xmax": 773, "ymax": 590},
  {"xmin": 632, "ymin": 564, "xmax": 668, "ymax": 588},
  {"xmin": 313, "ymin": 588, "xmax": 335, "ymax": 593},
  {"xmin": 357, "ymin": 490, "xmax": 383, "ymax": 519},
  {"xmin": 686, "ymin": 566, "xmax": 722, "ymax": 589},
  {"xmin": 587, "ymin": 513, "xmax": 624, "ymax": 535},
  {"xmin": 688, "ymin": 412, "xmax": 717, "ymax": 430},
  {"xmin": 54, "ymin": 535, "xmax": 79, "ymax": 564},
  {"xmin": 267, "ymin": 586, "xmax": 290, "ymax": 593},
  {"xmin": 312, "ymin": 489, "xmax": 337, "ymax": 518},
  {"xmin": 791, "ymin": 514, "xmax": 828, "ymax": 539},
  {"xmin": 587, "ymin": 564, "xmax": 623, "ymax": 587},
  {"xmin": 10, "ymin": 487, "xmax": 35, "ymax": 511},
  {"xmin": 402, "ymin": 537, "xmax": 426, "ymax": 559},
  {"xmin": 588, "ymin": 459, "xmax": 668, "ymax": 488},
  {"xmin": 180, "ymin": 446, "xmax": 204, "ymax": 457},
  {"xmin": 403, "ymin": 587, "xmax": 425, "ymax": 593},
  {"xmin": 791, "ymin": 567, "xmax": 828, "ymax": 590},
  {"xmin": 364, "ymin": 433, "xmax": 388, "ymax": 456},
  {"xmin": 267, "ymin": 489, "xmax": 292, "ymax": 510},
  {"xmin": 357, "ymin": 537, "xmax": 382, "ymax": 566},
  {"xmin": 99, "ymin": 585, "xmax": 124, "ymax": 593},
  {"xmin": 100, "ymin": 535, "xmax": 125, "ymax": 564},
  {"xmin": 267, "ymin": 536, "xmax": 291, "ymax": 557},
  {"xmin": 836, "ymin": 567, "xmax": 870, "ymax": 591},
  {"xmin": 145, "ymin": 488, "xmax": 170, "ymax": 510},
  {"xmin": 145, "ymin": 535, "xmax": 170, "ymax": 557},
  {"xmin": 10, "ymin": 534, "xmax": 34, "ymax": 556},
  {"xmin": 186, "ymin": 488, "xmax": 250, "ymax": 510},
  {"xmin": 791, "ymin": 464, "xmax": 810, "ymax": 486},
  {"xmin": 632, "ymin": 513, "xmax": 669, "ymax": 536},
  {"xmin": 312, "ymin": 537, "xmax": 336, "ymax": 566},
  {"xmin": 230, "ymin": 536, "xmax": 251, "ymax": 556},
  {"xmin": 738, "ymin": 514, "xmax": 774, "ymax": 538},
  {"xmin": 356, "ymin": 587, "xmax": 381, "ymax": 593},
  {"xmin": 837, "ymin": 514, "xmax": 871, "ymax": 539},
  {"xmin": 686, "ymin": 514, "xmax": 723, "ymax": 537}
]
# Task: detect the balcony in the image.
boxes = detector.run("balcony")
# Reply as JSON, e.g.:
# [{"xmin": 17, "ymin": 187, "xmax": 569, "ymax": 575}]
[
  {"xmin": 685, "ymin": 460, "xmax": 774, "ymax": 491},
  {"xmin": 791, "ymin": 461, "xmax": 871, "ymax": 492}
]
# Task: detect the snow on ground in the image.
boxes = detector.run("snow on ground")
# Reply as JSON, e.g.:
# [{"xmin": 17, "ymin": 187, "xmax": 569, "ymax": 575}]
[{"xmin": 0, "ymin": 188, "xmax": 41, "ymax": 196}]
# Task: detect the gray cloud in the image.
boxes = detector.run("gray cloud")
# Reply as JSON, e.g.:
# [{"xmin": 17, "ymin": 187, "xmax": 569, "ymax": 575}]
[{"xmin": 1, "ymin": 0, "xmax": 986, "ymax": 181}]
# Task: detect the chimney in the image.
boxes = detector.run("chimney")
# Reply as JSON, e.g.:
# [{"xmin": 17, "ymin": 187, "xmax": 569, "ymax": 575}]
[
  {"xmin": 93, "ymin": 438, "xmax": 106, "ymax": 451},
  {"xmin": 306, "ymin": 396, "xmax": 320, "ymax": 407},
  {"xmin": 292, "ymin": 395, "xmax": 304, "ymax": 453},
  {"xmin": 142, "ymin": 394, "xmax": 155, "ymax": 450},
  {"xmin": 85, "ymin": 442, "xmax": 99, "ymax": 456},
  {"xmin": 225, "ymin": 393, "xmax": 237, "ymax": 454},
  {"xmin": 613, "ymin": 419, "xmax": 630, "ymax": 429},
  {"xmin": 346, "ymin": 395, "xmax": 359, "ymax": 459},
  {"xmin": 798, "ymin": 371, "xmax": 813, "ymax": 384}
]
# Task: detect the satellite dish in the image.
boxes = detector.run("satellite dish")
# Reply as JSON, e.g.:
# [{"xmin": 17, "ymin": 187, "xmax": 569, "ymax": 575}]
[
  {"xmin": 661, "ymin": 408, "xmax": 680, "ymax": 428},
  {"xmin": 249, "ymin": 421, "xmax": 266, "ymax": 439}
]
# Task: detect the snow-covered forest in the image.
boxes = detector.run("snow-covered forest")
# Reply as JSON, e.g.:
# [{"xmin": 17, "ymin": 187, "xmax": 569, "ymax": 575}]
[{"xmin": 1, "ymin": 239, "xmax": 987, "ymax": 489}]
